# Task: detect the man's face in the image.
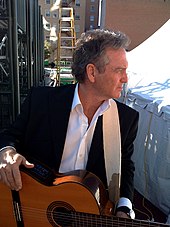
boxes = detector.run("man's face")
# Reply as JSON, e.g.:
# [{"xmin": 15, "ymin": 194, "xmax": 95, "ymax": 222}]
[{"xmin": 93, "ymin": 48, "xmax": 128, "ymax": 100}]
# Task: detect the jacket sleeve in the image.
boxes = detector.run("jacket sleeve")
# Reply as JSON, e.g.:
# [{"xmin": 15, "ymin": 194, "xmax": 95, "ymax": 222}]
[
  {"xmin": 0, "ymin": 89, "xmax": 34, "ymax": 152},
  {"xmin": 117, "ymin": 101, "xmax": 139, "ymax": 202}
]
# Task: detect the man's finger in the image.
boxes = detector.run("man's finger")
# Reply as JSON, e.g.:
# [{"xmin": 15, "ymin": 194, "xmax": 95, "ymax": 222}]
[
  {"xmin": 3, "ymin": 164, "xmax": 22, "ymax": 190},
  {"xmin": 0, "ymin": 170, "xmax": 15, "ymax": 190},
  {"xmin": 13, "ymin": 154, "xmax": 34, "ymax": 169},
  {"xmin": 23, "ymin": 160, "xmax": 34, "ymax": 168},
  {"xmin": 12, "ymin": 167, "xmax": 22, "ymax": 191}
]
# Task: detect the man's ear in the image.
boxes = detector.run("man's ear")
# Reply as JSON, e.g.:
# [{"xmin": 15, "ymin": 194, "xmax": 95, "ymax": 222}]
[{"xmin": 86, "ymin": 63, "xmax": 96, "ymax": 83}]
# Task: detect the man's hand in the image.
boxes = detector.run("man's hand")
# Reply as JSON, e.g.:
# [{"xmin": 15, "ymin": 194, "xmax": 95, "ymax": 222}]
[{"xmin": 0, "ymin": 148, "xmax": 34, "ymax": 190}]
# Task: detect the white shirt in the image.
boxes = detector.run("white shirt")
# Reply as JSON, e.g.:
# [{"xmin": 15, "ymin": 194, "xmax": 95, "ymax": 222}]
[
  {"xmin": 59, "ymin": 84, "xmax": 133, "ymax": 211},
  {"xmin": 59, "ymin": 84, "xmax": 110, "ymax": 172}
]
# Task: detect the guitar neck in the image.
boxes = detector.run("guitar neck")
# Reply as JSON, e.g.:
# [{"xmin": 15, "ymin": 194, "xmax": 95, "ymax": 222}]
[{"xmin": 69, "ymin": 211, "xmax": 169, "ymax": 227}]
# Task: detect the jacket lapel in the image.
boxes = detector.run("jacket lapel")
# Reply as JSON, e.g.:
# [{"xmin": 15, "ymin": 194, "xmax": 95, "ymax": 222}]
[
  {"xmin": 87, "ymin": 116, "xmax": 103, "ymax": 167},
  {"xmin": 48, "ymin": 84, "xmax": 76, "ymax": 169}
]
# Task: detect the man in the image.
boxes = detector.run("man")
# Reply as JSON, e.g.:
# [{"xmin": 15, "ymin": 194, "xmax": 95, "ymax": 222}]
[{"xmin": 0, "ymin": 29, "xmax": 139, "ymax": 219}]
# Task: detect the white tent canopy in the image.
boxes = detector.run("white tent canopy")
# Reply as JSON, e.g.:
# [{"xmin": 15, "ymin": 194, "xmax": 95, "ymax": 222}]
[
  {"xmin": 128, "ymin": 19, "xmax": 170, "ymax": 81},
  {"xmin": 127, "ymin": 19, "xmax": 170, "ymax": 110},
  {"xmin": 124, "ymin": 20, "xmax": 170, "ymax": 218}
]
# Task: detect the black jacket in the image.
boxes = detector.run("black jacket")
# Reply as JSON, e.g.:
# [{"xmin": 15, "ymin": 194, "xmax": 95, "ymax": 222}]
[{"xmin": 0, "ymin": 84, "xmax": 139, "ymax": 202}]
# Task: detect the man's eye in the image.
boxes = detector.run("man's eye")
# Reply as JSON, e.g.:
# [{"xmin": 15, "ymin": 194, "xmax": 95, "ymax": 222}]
[
  {"xmin": 116, "ymin": 69, "xmax": 123, "ymax": 73},
  {"xmin": 113, "ymin": 68, "xmax": 126, "ymax": 74}
]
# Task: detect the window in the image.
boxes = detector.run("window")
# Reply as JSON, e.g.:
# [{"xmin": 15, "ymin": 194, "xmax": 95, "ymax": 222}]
[
  {"xmin": 46, "ymin": 35, "xmax": 50, "ymax": 41},
  {"xmin": 53, "ymin": 13, "xmax": 57, "ymax": 18},
  {"xmin": 75, "ymin": 14, "xmax": 80, "ymax": 20},
  {"xmin": 75, "ymin": 0, "xmax": 80, "ymax": 6},
  {"xmin": 90, "ymin": 5, "xmax": 95, "ymax": 12},
  {"xmin": 45, "ymin": 24, "xmax": 50, "ymax": 30},
  {"xmin": 45, "ymin": 0, "xmax": 50, "ymax": 4},
  {"xmin": 75, "ymin": 24, "xmax": 80, "ymax": 33},
  {"xmin": 62, "ymin": 0, "xmax": 67, "ymax": 6},
  {"xmin": 90, "ymin": 15, "xmax": 95, "ymax": 22},
  {"xmin": 90, "ymin": 24, "xmax": 94, "ymax": 29},
  {"xmin": 45, "ymin": 10, "xmax": 50, "ymax": 17}
]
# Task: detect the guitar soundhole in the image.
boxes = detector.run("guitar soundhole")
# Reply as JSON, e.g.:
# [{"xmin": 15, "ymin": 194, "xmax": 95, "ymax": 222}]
[{"xmin": 47, "ymin": 201, "xmax": 75, "ymax": 227}]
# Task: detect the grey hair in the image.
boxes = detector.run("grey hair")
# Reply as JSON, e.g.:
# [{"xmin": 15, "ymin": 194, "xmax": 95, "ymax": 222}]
[{"xmin": 71, "ymin": 29, "xmax": 130, "ymax": 83}]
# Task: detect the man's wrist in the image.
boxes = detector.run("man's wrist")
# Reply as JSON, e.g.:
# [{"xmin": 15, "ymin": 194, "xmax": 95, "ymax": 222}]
[
  {"xmin": 116, "ymin": 197, "xmax": 135, "ymax": 219},
  {"xmin": 116, "ymin": 206, "xmax": 135, "ymax": 219}
]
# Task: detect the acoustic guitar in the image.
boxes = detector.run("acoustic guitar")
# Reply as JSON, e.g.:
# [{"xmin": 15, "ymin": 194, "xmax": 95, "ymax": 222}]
[{"xmin": 0, "ymin": 160, "xmax": 169, "ymax": 227}]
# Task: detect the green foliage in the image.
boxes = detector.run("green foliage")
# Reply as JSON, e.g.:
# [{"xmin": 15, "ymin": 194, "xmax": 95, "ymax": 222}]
[{"xmin": 44, "ymin": 40, "xmax": 51, "ymax": 59}]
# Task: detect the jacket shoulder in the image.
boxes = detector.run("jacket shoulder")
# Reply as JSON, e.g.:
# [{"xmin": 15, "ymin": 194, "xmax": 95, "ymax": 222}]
[
  {"xmin": 30, "ymin": 84, "xmax": 76, "ymax": 94},
  {"xmin": 115, "ymin": 99, "xmax": 139, "ymax": 115}
]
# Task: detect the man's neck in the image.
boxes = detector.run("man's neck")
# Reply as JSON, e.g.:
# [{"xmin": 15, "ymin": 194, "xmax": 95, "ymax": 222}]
[{"xmin": 78, "ymin": 83, "xmax": 104, "ymax": 124}]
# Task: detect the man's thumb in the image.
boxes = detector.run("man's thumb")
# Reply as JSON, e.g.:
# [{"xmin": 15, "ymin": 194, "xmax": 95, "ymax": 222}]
[{"xmin": 22, "ymin": 159, "xmax": 34, "ymax": 168}]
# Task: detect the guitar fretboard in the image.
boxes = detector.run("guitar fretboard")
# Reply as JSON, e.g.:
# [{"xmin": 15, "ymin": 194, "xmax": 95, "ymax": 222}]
[{"xmin": 47, "ymin": 210, "xmax": 169, "ymax": 227}]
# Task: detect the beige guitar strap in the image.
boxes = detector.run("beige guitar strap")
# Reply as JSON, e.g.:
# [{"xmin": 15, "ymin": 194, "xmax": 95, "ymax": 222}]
[{"xmin": 103, "ymin": 99, "xmax": 121, "ymax": 205}]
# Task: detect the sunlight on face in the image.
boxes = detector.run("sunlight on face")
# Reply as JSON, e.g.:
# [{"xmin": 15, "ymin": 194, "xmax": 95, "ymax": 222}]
[{"xmin": 94, "ymin": 48, "xmax": 128, "ymax": 100}]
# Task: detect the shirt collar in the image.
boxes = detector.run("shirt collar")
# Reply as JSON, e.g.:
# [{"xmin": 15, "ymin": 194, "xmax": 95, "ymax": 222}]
[
  {"xmin": 71, "ymin": 83, "xmax": 81, "ymax": 111},
  {"xmin": 71, "ymin": 83, "xmax": 113, "ymax": 113}
]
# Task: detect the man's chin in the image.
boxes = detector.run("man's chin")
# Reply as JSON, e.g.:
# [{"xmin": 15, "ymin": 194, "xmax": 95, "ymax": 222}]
[{"xmin": 112, "ymin": 93, "xmax": 121, "ymax": 99}]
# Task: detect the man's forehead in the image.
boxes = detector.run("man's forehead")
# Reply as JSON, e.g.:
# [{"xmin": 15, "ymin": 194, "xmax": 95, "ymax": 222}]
[
  {"xmin": 105, "ymin": 47, "xmax": 126, "ymax": 55},
  {"xmin": 105, "ymin": 48, "xmax": 127, "ymax": 64}
]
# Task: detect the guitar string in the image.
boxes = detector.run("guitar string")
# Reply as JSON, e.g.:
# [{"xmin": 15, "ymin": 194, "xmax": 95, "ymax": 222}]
[
  {"xmin": 20, "ymin": 214, "xmax": 167, "ymax": 227},
  {"xmin": 21, "ymin": 211, "xmax": 167, "ymax": 227},
  {"xmin": 20, "ymin": 206, "xmax": 168, "ymax": 227},
  {"xmin": 20, "ymin": 206, "xmax": 167, "ymax": 226}
]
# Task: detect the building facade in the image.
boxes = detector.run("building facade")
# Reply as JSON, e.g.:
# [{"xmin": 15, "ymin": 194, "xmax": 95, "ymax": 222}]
[
  {"xmin": 39, "ymin": 0, "xmax": 100, "ymax": 62},
  {"xmin": 39, "ymin": 0, "xmax": 59, "ymax": 42},
  {"xmin": 100, "ymin": 0, "xmax": 170, "ymax": 50},
  {"xmin": 85, "ymin": 0, "xmax": 100, "ymax": 31}
]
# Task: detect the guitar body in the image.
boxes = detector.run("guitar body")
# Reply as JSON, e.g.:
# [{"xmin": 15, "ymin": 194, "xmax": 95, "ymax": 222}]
[
  {"xmin": 0, "ymin": 161, "xmax": 169, "ymax": 227},
  {"xmin": 0, "ymin": 183, "xmax": 17, "ymax": 226},
  {"xmin": 0, "ymin": 169, "xmax": 109, "ymax": 227}
]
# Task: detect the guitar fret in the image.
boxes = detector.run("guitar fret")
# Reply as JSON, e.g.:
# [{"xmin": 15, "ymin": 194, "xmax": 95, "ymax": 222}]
[{"xmin": 72, "ymin": 211, "xmax": 169, "ymax": 227}]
